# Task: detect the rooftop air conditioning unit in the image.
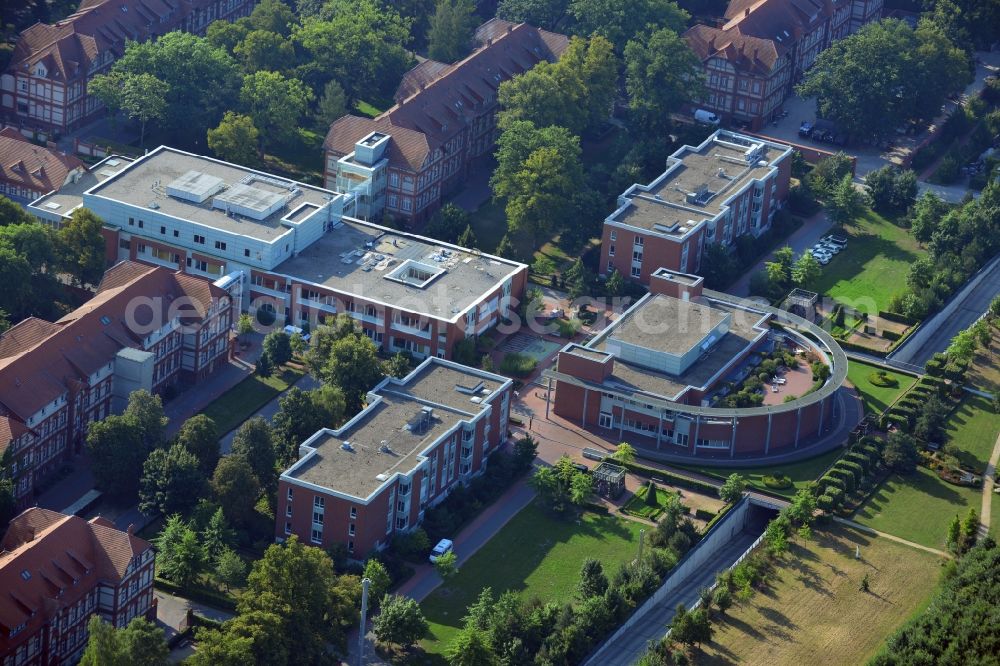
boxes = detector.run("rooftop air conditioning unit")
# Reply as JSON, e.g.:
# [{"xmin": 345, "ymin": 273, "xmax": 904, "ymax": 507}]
[{"xmin": 341, "ymin": 441, "xmax": 354, "ymax": 451}]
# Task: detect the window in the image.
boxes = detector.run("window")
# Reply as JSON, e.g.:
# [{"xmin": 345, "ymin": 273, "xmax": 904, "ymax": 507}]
[
  {"xmin": 348, "ymin": 523, "xmax": 356, "ymax": 536},
  {"xmin": 350, "ymin": 507, "xmax": 357, "ymax": 519},
  {"xmin": 287, "ymin": 487, "xmax": 293, "ymax": 501},
  {"xmin": 609, "ymin": 230, "xmax": 617, "ymax": 241},
  {"xmin": 348, "ymin": 540, "xmax": 354, "ymax": 553},
  {"xmin": 314, "ymin": 496, "xmax": 325, "ymax": 509},
  {"xmin": 173, "ymin": 229, "xmax": 179, "ymax": 237},
  {"xmin": 138, "ymin": 220, "xmax": 144, "ymax": 228},
  {"xmin": 284, "ymin": 522, "xmax": 292, "ymax": 535},
  {"xmin": 632, "ymin": 249, "xmax": 642, "ymax": 262},
  {"xmin": 310, "ymin": 528, "xmax": 322, "ymax": 544},
  {"xmin": 215, "ymin": 240, "xmax": 226, "ymax": 250},
  {"xmin": 193, "ymin": 234, "xmax": 205, "ymax": 244},
  {"xmin": 633, "ymin": 236, "xmax": 644, "ymax": 247},
  {"xmin": 285, "ymin": 504, "xmax": 292, "ymax": 517},
  {"xmin": 312, "ymin": 511, "xmax": 323, "ymax": 524},
  {"xmin": 160, "ymin": 226, "xmax": 166, "ymax": 234},
  {"xmin": 631, "ymin": 265, "xmax": 641, "ymax": 278},
  {"xmin": 244, "ymin": 249, "xmax": 250, "ymax": 257},
  {"xmin": 128, "ymin": 217, "xmax": 134, "ymax": 226},
  {"xmin": 608, "ymin": 244, "xmax": 615, "ymax": 257}
]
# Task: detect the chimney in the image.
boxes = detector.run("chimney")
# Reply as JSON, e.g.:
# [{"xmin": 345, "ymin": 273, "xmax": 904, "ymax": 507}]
[
  {"xmin": 127, "ymin": 523, "xmax": 135, "ymax": 535},
  {"xmin": 745, "ymin": 7, "xmax": 750, "ymax": 17}
]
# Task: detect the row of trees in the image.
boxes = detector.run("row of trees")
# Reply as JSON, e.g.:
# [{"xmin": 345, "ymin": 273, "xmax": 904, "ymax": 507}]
[
  {"xmin": 0, "ymin": 200, "xmax": 107, "ymax": 324},
  {"xmin": 749, "ymin": 245, "xmax": 823, "ymax": 302}
]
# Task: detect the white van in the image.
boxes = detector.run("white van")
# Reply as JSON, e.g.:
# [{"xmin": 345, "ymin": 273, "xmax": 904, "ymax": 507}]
[
  {"xmin": 693, "ymin": 109, "xmax": 721, "ymax": 125},
  {"xmin": 429, "ymin": 538, "xmax": 454, "ymax": 563}
]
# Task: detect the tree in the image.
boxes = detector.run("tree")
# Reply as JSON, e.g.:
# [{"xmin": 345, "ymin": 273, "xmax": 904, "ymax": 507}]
[
  {"xmin": 208, "ymin": 112, "xmax": 260, "ymax": 166},
  {"xmin": 796, "ymin": 18, "xmax": 970, "ymax": 139},
  {"xmin": 865, "ymin": 166, "xmax": 918, "ymax": 214},
  {"xmin": 911, "ymin": 190, "xmax": 948, "ymax": 243},
  {"xmin": 314, "ymin": 79, "xmax": 348, "ymax": 130},
  {"xmin": 513, "ymin": 434, "xmax": 538, "ymax": 470},
  {"xmin": 206, "ymin": 19, "xmax": 250, "ymax": 54},
  {"xmin": 211, "ymin": 456, "xmax": 261, "ymax": 527},
  {"xmin": 263, "ymin": 331, "xmax": 293, "ymax": 366},
  {"xmin": 248, "ymin": 0, "xmax": 296, "ymax": 35},
  {"xmin": 719, "ymin": 473, "xmax": 746, "ymax": 504},
  {"xmin": 189, "ymin": 610, "xmax": 289, "ymax": 666},
  {"xmin": 240, "ymin": 536, "xmax": 353, "ymax": 657},
  {"xmin": 434, "ymin": 550, "xmax": 459, "ymax": 580},
  {"xmin": 914, "ymin": 394, "xmax": 950, "ymax": 443},
  {"xmin": 427, "ymin": 0, "xmax": 477, "ymax": 63},
  {"xmin": 111, "ymin": 32, "xmax": 241, "ymax": 143},
  {"xmin": 624, "ymin": 26, "xmax": 704, "ymax": 131},
  {"xmin": 0, "ymin": 196, "xmax": 33, "ymax": 226},
  {"xmin": 272, "ymin": 386, "xmax": 346, "ymax": 463},
  {"xmin": 125, "ymin": 389, "xmax": 168, "ymax": 449},
  {"xmin": 491, "ymin": 121, "xmax": 584, "ymax": 244},
  {"xmin": 384, "ymin": 352, "xmax": 412, "ymax": 379},
  {"xmin": 156, "ymin": 514, "xmax": 205, "ymax": 588},
  {"xmin": 497, "ymin": 0, "xmax": 569, "ymax": 31},
  {"xmin": 578, "ymin": 558, "xmax": 608, "ymax": 599},
  {"xmin": 883, "ymin": 431, "xmax": 919, "ymax": 474},
  {"xmin": 258, "ymin": 349, "xmax": 278, "ymax": 378},
  {"xmin": 829, "ymin": 174, "xmax": 864, "ymax": 224},
  {"xmin": 947, "ymin": 513, "xmax": 962, "ymax": 553},
  {"xmin": 961, "ymin": 507, "xmax": 979, "ymax": 553},
  {"xmin": 240, "ymin": 70, "xmax": 313, "ymax": 152},
  {"xmin": 120, "ymin": 72, "xmax": 169, "ymax": 147},
  {"xmin": 605, "ymin": 269, "xmax": 625, "ymax": 296},
  {"xmin": 80, "ymin": 616, "xmax": 168, "ymax": 666},
  {"xmin": 234, "ymin": 29, "xmax": 296, "ymax": 73},
  {"xmin": 568, "ymin": 0, "xmax": 688, "ymax": 53},
  {"xmin": 139, "ymin": 444, "xmax": 208, "ymax": 517},
  {"xmin": 373, "ymin": 594, "xmax": 429, "ymax": 647},
  {"xmin": 216, "ymin": 547, "xmax": 247, "ymax": 591},
  {"xmin": 201, "ymin": 506, "xmax": 236, "ymax": 562},
  {"xmin": 791, "ymin": 251, "xmax": 822, "ymax": 288},
  {"xmin": 364, "ymin": 559, "xmax": 393, "ymax": 601},
  {"xmin": 425, "ymin": 203, "xmax": 471, "ymax": 243},
  {"xmin": 713, "ymin": 585, "xmax": 733, "ymax": 615},
  {"xmin": 230, "ymin": 416, "xmax": 278, "ymax": 493},
  {"xmin": 318, "ymin": 333, "xmax": 385, "ymax": 412},
  {"xmin": 494, "ymin": 233, "xmax": 516, "ymax": 259},
  {"xmin": 446, "ymin": 626, "xmax": 497, "ymax": 666},
  {"xmin": 457, "ymin": 224, "xmax": 479, "ymax": 250},
  {"xmin": 176, "ymin": 414, "xmax": 220, "ymax": 477},
  {"xmin": 57, "ymin": 207, "xmax": 106, "ymax": 287},
  {"xmin": 86, "ymin": 416, "xmax": 146, "ymax": 501},
  {"xmin": 787, "ymin": 488, "xmax": 817, "ymax": 526}
]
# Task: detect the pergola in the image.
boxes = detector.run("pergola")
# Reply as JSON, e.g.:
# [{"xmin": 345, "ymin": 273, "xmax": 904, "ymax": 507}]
[{"xmin": 593, "ymin": 461, "xmax": 626, "ymax": 499}]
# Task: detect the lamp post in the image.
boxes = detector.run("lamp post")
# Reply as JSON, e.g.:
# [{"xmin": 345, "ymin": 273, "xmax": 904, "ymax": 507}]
[{"xmin": 358, "ymin": 577, "xmax": 371, "ymax": 666}]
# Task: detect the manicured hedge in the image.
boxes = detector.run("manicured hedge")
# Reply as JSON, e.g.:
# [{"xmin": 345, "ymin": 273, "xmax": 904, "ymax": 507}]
[
  {"xmin": 817, "ymin": 494, "xmax": 835, "ymax": 511},
  {"xmin": 763, "ymin": 474, "xmax": 793, "ymax": 490},
  {"xmin": 694, "ymin": 508, "xmax": 717, "ymax": 522},
  {"xmin": 845, "ymin": 451, "xmax": 874, "ymax": 471},
  {"xmin": 821, "ymin": 475, "xmax": 847, "ymax": 493},
  {"xmin": 829, "ymin": 468, "xmax": 856, "ymax": 493},
  {"xmin": 881, "ymin": 329, "xmax": 902, "ymax": 341},
  {"xmin": 619, "ymin": 460, "xmax": 719, "ymax": 495},
  {"xmin": 824, "ymin": 486, "xmax": 844, "ymax": 505},
  {"xmin": 701, "ymin": 502, "xmax": 734, "ymax": 534},
  {"xmin": 878, "ymin": 310, "xmax": 917, "ymax": 325},
  {"xmin": 836, "ymin": 460, "xmax": 865, "ymax": 481}
]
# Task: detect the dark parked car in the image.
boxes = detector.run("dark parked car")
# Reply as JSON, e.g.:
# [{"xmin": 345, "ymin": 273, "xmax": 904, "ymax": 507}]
[{"xmin": 799, "ymin": 121, "xmax": 814, "ymax": 137}]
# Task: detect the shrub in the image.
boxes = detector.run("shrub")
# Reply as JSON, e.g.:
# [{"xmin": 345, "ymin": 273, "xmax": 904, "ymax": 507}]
[
  {"xmin": 829, "ymin": 468, "xmax": 856, "ymax": 494},
  {"xmin": 762, "ymin": 474, "xmax": 792, "ymax": 490},
  {"xmin": 867, "ymin": 370, "xmax": 899, "ymax": 387},
  {"xmin": 824, "ymin": 486, "xmax": 844, "ymax": 507},
  {"xmin": 821, "ymin": 475, "xmax": 847, "ymax": 493},
  {"xmin": 498, "ymin": 353, "xmax": 538, "ymax": 377},
  {"xmin": 694, "ymin": 509, "xmax": 716, "ymax": 522},
  {"xmin": 391, "ymin": 528, "xmax": 431, "ymax": 562},
  {"xmin": 817, "ymin": 494, "xmax": 835, "ymax": 511},
  {"xmin": 836, "ymin": 460, "xmax": 865, "ymax": 483}
]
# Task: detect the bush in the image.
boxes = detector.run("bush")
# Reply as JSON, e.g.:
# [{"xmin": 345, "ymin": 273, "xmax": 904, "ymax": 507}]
[
  {"xmin": 931, "ymin": 155, "xmax": 960, "ymax": 184},
  {"xmin": 817, "ymin": 494, "xmax": 835, "ymax": 511},
  {"xmin": 618, "ymin": 460, "xmax": 718, "ymax": 495},
  {"xmin": 867, "ymin": 371, "xmax": 899, "ymax": 387},
  {"xmin": 821, "ymin": 474, "xmax": 847, "ymax": 494},
  {"xmin": 498, "ymin": 353, "xmax": 537, "ymax": 377},
  {"xmin": 762, "ymin": 474, "xmax": 792, "ymax": 490},
  {"xmin": 391, "ymin": 528, "xmax": 431, "ymax": 562},
  {"xmin": 694, "ymin": 508, "xmax": 716, "ymax": 522}
]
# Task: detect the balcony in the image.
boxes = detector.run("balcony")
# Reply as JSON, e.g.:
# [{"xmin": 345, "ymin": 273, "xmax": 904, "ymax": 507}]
[
  {"xmin": 300, "ymin": 297, "xmax": 337, "ymax": 315},
  {"xmin": 390, "ymin": 321, "xmax": 432, "ymax": 339},
  {"xmin": 348, "ymin": 311, "xmax": 382, "ymax": 327}
]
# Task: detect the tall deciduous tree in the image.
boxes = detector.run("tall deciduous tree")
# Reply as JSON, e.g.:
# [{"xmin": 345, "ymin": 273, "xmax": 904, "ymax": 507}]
[
  {"xmin": 188, "ymin": 610, "xmax": 289, "ymax": 666},
  {"xmin": 240, "ymin": 70, "xmax": 313, "ymax": 152},
  {"xmin": 211, "ymin": 456, "xmax": 261, "ymax": 527},
  {"xmin": 240, "ymin": 536, "xmax": 358, "ymax": 656},
  {"xmin": 624, "ymin": 26, "xmax": 704, "ymax": 132},
  {"xmin": 829, "ymin": 174, "xmax": 864, "ymax": 224},
  {"xmin": 139, "ymin": 443, "xmax": 208, "ymax": 517},
  {"xmin": 86, "ymin": 416, "xmax": 146, "ymax": 501},
  {"xmin": 230, "ymin": 416, "xmax": 278, "ymax": 493},
  {"xmin": 792, "ymin": 252, "xmax": 822, "ymax": 288},
  {"xmin": 208, "ymin": 112, "xmax": 260, "ymax": 166},
  {"xmin": 125, "ymin": 389, "xmax": 168, "ymax": 449},
  {"xmin": 497, "ymin": 0, "xmax": 569, "ymax": 31},
  {"xmin": 176, "ymin": 414, "xmax": 220, "ymax": 477},
  {"xmin": 120, "ymin": 72, "xmax": 169, "ymax": 147},
  {"xmin": 56, "ymin": 207, "xmax": 106, "ymax": 287},
  {"xmin": 373, "ymin": 594, "xmax": 429, "ymax": 647},
  {"xmin": 156, "ymin": 514, "xmax": 205, "ymax": 588},
  {"xmin": 719, "ymin": 473, "xmax": 746, "ymax": 504},
  {"xmin": 80, "ymin": 617, "xmax": 168, "ymax": 666},
  {"xmin": 569, "ymin": 0, "xmax": 687, "ymax": 53},
  {"xmin": 427, "ymin": 0, "xmax": 477, "ymax": 63},
  {"xmin": 318, "ymin": 333, "xmax": 385, "ymax": 412},
  {"xmin": 234, "ymin": 29, "xmax": 296, "ymax": 73}
]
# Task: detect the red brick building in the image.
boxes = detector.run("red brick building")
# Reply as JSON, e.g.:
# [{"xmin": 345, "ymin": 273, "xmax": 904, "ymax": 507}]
[
  {"xmin": 323, "ymin": 19, "xmax": 569, "ymax": 224},
  {"xmin": 0, "ymin": 508, "xmax": 156, "ymax": 665},
  {"xmin": 0, "ymin": 128, "xmax": 85, "ymax": 204},
  {"xmin": 546, "ymin": 268, "xmax": 847, "ymax": 460},
  {"xmin": 276, "ymin": 358, "xmax": 513, "ymax": 556},
  {"xmin": 600, "ymin": 130, "xmax": 792, "ymax": 285},
  {"xmin": 0, "ymin": 261, "xmax": 233, "ymax": 510},
  {"xmin": 683, "ymin": 0, "xmax": 883, "ymax": 129},
  {"xmin": 0, "ymin": 0, "xmax": 257, "ymax": 133}
]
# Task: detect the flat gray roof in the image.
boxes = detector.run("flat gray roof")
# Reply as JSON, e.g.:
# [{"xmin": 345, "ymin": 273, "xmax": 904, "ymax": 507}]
[
  {"xmin": 288, "ymin": 393, "xmax": 468, "ymax": 498},
  {"xmin": 594, "ymin": 296, "xmax": 769, "ymax": 400},
  {"xmin": 277, "ymin": 219, "xmax": 522, "ymax": 320},
  {"xmin": 609, "ymin": 294, "xmax": 730, "ymax": 356},
  {"xmin": 383, "ymin": 362, "xmax": 506, "ymax": 412},
  {"xmin": 610, "ymin": 132, "xmax": 787, "ymax": 236},
  {"xmin": 86, "ymin": 147, "xmax": 335, "ymax": 241},
  {"xmin": 30, "ymin": 155, "xmax": 135, "ymax": 218}
]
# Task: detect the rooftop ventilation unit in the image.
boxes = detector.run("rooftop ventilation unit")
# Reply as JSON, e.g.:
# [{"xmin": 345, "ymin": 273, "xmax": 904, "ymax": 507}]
[
  {"xmin": 166, "ymin": 170, "xmax": 225, "ymax": 203},
  {"xmin": 341, "ymin": 441, "xmax": 354, "ymax": 452},
  {"xmin": 380, "ymin": 440, "xmax": 392, "ymax": 453}
]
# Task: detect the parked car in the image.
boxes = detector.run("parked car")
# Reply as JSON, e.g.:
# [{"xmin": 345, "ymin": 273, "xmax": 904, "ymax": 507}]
[
  {"xmin": 429, "ymin": 539, "xmax": 454, "ymax": 563},
  {"xmin": 816, "ymin": 242, "xmax": 841, "ymax": 254},
  {"xmin": 814, "ymin": 253, "xmax": 831, "ymax": 265},
  {"xmin": 822, "ymin": 234, "xmax": 848, "ymax": 247},
  {"xmin": 799, "ymin": 121, "xmax": 814, "ymax": 137},
  {"xmin": 694, "ymin": 109, "xmax": 721, "ymax": 125}
]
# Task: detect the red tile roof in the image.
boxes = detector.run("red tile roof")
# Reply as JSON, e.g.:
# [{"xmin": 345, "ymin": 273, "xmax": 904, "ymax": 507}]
[
  {"xmin": 0, "ymin": 508, "xmax": 152, "ymax": 639},
  {"xmin": 0, "ymin": 128, "xmax": 85, "ymax": 196},
  {"xmin": 324, "ymin": 20, "xmax": 569, "ymax": 174},
  {"xmin": 0, "ymin": 261, "xmax": 225, "ymax": 423},
  {"xmin": 0, "ymin": 417, "xmax": 32, "ymax": 458},
  {"xmin": 683, "ymin": 24, "xmax": 787, "ymax": 74}
]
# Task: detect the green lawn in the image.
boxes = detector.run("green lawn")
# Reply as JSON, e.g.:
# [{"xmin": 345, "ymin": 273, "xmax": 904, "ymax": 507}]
[
  {"xmin": 846, "ymin": 359, "xmax": 917, "ymax": 416},
  {"xmin": 354, "ymin": 100, "xmax": 384, "ymax": 118},
  {"xmin": 944, "ymin": 395, "xmax": 1000, "ymax": 471},
  {"xmin": 201, "ymin": 365, "xmax": 305, "ymax": 435},
  {"xmin": 621, "ymin": 485, "xmax": 672, "ymax": 519},
  {"xmin": 853, "ymin": 466, "xmax": 981, "ymax": 549},
  {"xmin": 678, "ymin": 447, "xmax": 843, "ymax": 498},
  {"xmin": 418, "ymin": 502, "xmax": 646, "ymax": 656},
  {"xmin": 812, "ymin": 209, "xmax": 928, "ymax": 314}
]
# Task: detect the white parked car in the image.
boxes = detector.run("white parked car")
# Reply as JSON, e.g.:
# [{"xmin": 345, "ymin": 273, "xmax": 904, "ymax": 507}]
[
  {"xmin": 429, "ymin": 538, "xmax": 454, "ymax": 563},
  {"xmin": 817, "ymin": 242, "xmax": 841, "ymax": 254}
]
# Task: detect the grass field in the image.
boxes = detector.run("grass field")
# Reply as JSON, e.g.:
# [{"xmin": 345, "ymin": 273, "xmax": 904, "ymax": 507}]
[
  {"xmin": 845, "ymin": 359, "xmax": 917, "ymax": 416},
  {"xmin": 944, "ymin": 394, "xmax": 1000, "ymax": 471},
  {"xmin": 967, "ymin": 326, "xmax": 1000, "ymax": 394},
  {"xmin": 417, "ymin": 502, "xmax": 646, "ymax": 657},
  {"xmin": 853, "ymin": 466, "xmax": 980, "ymax": 549},
  {"xmin": 699, "ymin": 524, "xmax": 943, "ymax": 665},
  {"xmin": 679, "ymin": 447, "xmax": 843, "ymax": 498},
  {"xmin": 200, "ymin": 365, "xmax": 304, "ymax": 435},
  {"xmin": 811, "ymin": 209, "xmax": 928, "ymax": 314}
]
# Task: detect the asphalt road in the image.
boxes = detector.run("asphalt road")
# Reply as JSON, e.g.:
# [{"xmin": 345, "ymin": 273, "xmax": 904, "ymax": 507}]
[{"xmin": 889, "ymin": 254, "xmax": 1000, "ymax": 368}]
